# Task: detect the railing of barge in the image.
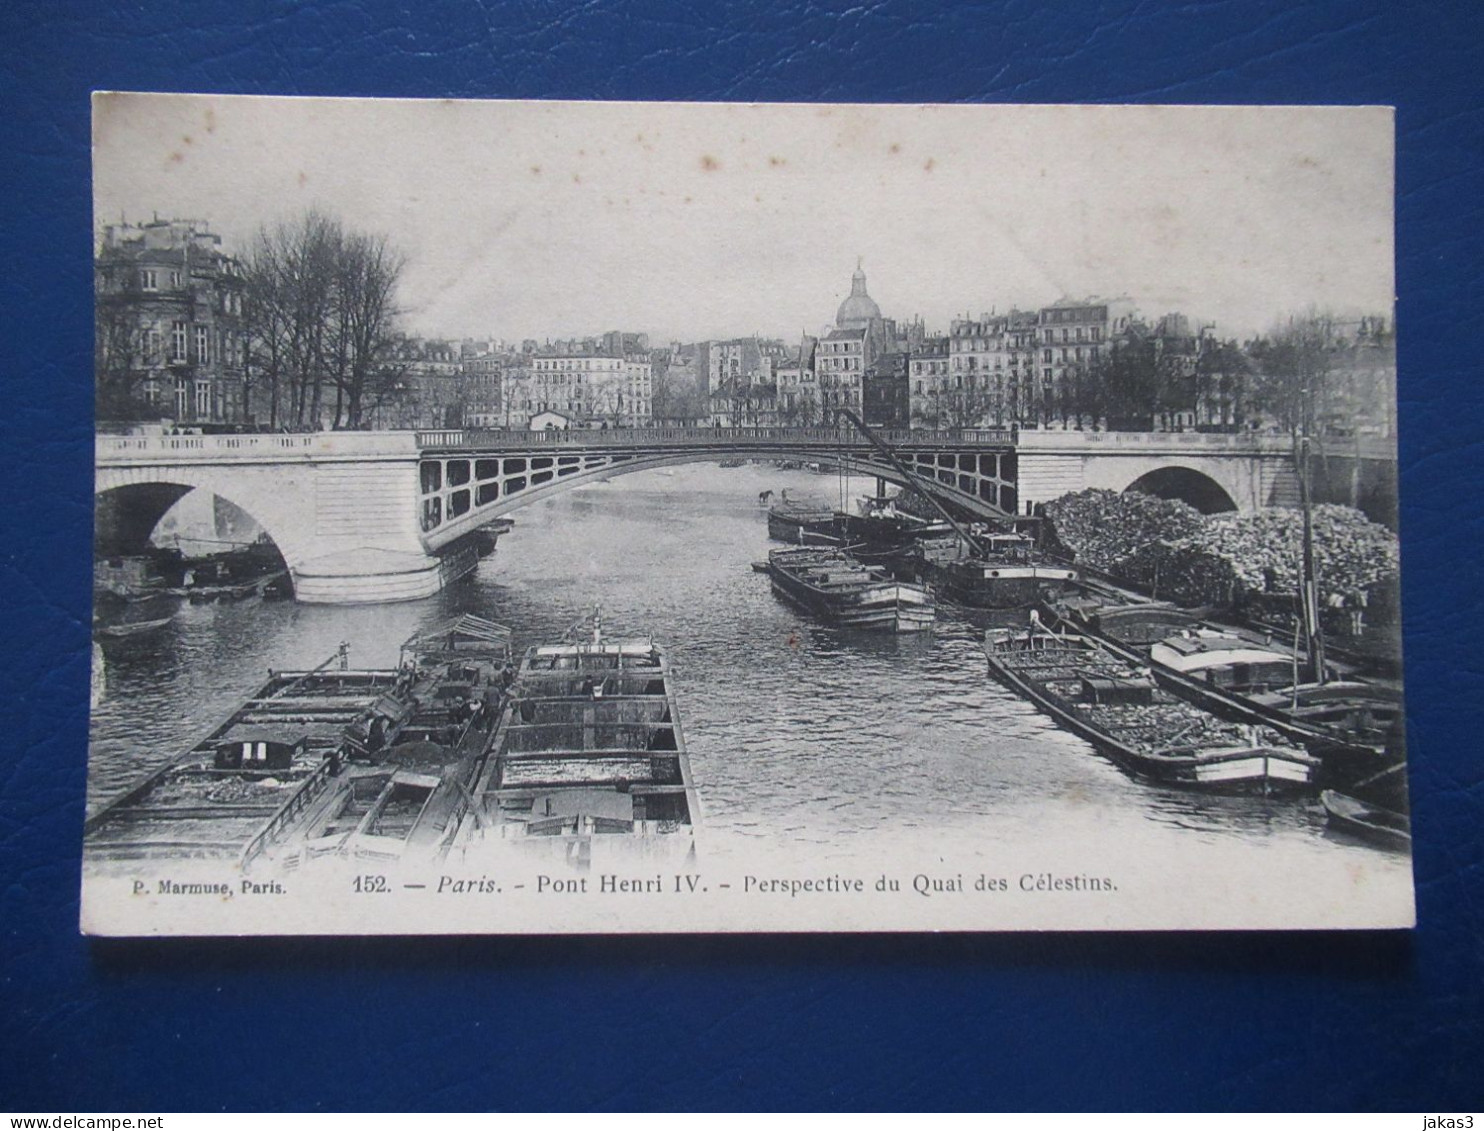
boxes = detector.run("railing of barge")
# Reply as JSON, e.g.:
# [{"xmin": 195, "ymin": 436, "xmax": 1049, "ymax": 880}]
[{"xmin": 239, "ymin": 757, "xmax": 338, "ymax": 869}]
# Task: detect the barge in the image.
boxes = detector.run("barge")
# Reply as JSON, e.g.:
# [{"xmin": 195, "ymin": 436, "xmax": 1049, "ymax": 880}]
[
  {"xmin": 84, "ymin": 615, "xmax": 516, "ymax": 872},
  {"xmin": 84, "ymin": 645, "xmax": 397, "ymax": 864},
  {"xmin": 984, "ymin": 624, "xmax": 1318, "ymax": 794},
  {"xmin": 914, "ymin": 531, "xmax": 1078, "ymax": 609},
  {"xmin": 453, "ymin": 616, "xmax": 699, "ymax": 868},
  {"xmin": 767, "ymin": 547, "xmax": 936, "ymax": 633},
  {"xmin": 1044, "ymin": 595, "xmax": 1402, "ymax": 796},
  {"xmin": 767, "ymin": 499, "xmax": 842, "ymax": 546}
]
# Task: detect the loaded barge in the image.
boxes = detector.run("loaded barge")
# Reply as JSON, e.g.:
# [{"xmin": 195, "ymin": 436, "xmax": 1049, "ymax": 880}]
[
  {"xmin": 453, "ymin": 615, "xmax": 698, "ymax": 869},
  {"xmin": 984, "ymin": 624, "xmax": 1318, "ymax": 793},
  {"xmin": 84, "ymin": 615, "xmax": 516, "ymax": 872},
  {"xmin": 767, "ymin": 547, "xmax": 936, "ymax": 633},
  {"xmin": 1044, "ymin": 593, "xmax": 1404, "ymax": 798}
]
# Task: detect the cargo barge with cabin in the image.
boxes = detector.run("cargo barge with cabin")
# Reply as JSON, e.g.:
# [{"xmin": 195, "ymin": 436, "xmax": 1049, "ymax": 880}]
[
  {"xmin": 766, "ymin": 547, "xmax": 937, "ymax": 633},
  {"xmin": 984, "ymin": 623, "xmax": 1318, "ymax": 793},
  {"xmin": 451, "ymin": 614, "xmax": 698, "ymax": 869},
  {"xmin": 83, "ymin": 615, "xmax": 517, "ymax": 872}
]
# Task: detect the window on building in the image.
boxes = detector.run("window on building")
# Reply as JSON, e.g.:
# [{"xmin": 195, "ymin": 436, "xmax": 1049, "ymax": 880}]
[
  {"xmin": 195, "ymin": 382, "xmax": 211, "ymax": 417},
  {"xmin": 174, "ymin": 377, "xmax": 189, "ymax": 417},
  {"xmin": 140, "ymin": 269, "xmax": 158, "ymax": 291},
  {"xmin": 170, "ymin": 271, "xmax": 182, "ymax": 289},
  {"xmin": 195, "ymin": 325, "xmax": 210, "ymax": 364},
  {"xmin": 170, "ymin": 321, "xmax": 188, "ymax": 363},
  {"xmin": 145, "ymin": 328, "xmax": 162, "ymax": 364}
]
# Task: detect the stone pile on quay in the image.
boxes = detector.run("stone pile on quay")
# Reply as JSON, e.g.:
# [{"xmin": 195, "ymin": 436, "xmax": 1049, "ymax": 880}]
[{"xmin": 1044, "ymin": 489, "xmax": 1401, "ymax": 613}]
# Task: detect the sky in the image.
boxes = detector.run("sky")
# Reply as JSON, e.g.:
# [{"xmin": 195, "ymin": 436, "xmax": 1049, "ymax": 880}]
[{"xmin": 93, "ymin": 95, "xmax": 1395, "ymax": 344}]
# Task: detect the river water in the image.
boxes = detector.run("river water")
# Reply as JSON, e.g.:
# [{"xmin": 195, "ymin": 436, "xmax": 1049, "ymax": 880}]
[{"xmin": 88, "ymin": 461, "xmax": 1413, "ymax": 924}]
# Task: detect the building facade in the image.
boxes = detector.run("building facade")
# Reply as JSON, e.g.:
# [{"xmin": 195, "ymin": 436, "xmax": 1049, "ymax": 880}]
[
  {"xmin": 907, "ymin": 338, "xmax": 951, "ymax": 426},
  {"xmin": 502, "ymin": 347, "xmax": 653, "ymax": 428},
  {"xmin": 1033, "ymin": 297, "xmax": 1138, "ymax": 427},
  {"xmin": 94, "ymin": 218, "xmax": 248, "ymax": 424},
  {"xmin": 862, "ymin": 350, "xmax": 910, "ymax": 428},
  {"xmin": 774, "ymin": 336, "xmax": 819, "ymax": 425}
]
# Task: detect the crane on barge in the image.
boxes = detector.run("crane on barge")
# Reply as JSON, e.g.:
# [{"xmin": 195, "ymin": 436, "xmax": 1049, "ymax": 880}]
[{"xmin": 833, "ymin": 407, "xmax": 1005, "ymax": 557}]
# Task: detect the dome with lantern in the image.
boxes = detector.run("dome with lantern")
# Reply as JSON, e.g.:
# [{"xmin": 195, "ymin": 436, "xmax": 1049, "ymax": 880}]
[{"xmin": 835, "ymin": 262, "xmax": 882, "ymax": 330}]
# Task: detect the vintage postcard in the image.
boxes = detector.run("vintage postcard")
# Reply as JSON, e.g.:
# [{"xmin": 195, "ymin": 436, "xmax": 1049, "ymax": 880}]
[{"xmin": 84, "ymin": 95, "xmax": 1410, "ymax": 934}]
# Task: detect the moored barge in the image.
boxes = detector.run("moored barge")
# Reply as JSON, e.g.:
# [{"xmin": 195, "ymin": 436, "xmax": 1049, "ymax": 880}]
[
  {"xmin": 915, "ymin": 531, "xmax": 1078, "ymax": 609},
  {"xmin": 1044, "ymin": 595, "xmax": 1402, "ymax": 795},
  {"xmin": 767, "ymin": 547, "xmax": 936, "ymax": 633},
  {"xmin": 84, "ymin": 615, "xmax": 516, "ymax": 872},
  {"xmin": 453, "ymin": 616, "xmax": 699, "ymax": 868},
  {"xmin": 84, "ymin": 646, "xmax": 397, "ymax": 864},
  {"xmin": 984, "ymin": 624, "xmax": 1318, "ymax": 793},
  {"xmin": 767, "ymin": 499, "xmax": 842, "ymax": 546}
]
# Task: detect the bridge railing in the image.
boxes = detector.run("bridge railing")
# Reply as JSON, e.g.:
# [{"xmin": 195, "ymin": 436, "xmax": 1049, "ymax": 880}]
[
  {"xmin": 1012, "ymin": 429, "xmax": 1394, "ymax": 460},
  {"xmin": 415, "ymin": 425, "xmax": 1017, "ymax": 449},
  {"xmin": 96, "ymin": 431, "xmax": 419, "ymax": 461}
]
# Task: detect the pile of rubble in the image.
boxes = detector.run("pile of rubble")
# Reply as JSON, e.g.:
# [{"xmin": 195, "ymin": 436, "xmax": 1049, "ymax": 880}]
[{"xmin": 1045, "ymin": 490, "xmax": 1400, "ymax": 611}]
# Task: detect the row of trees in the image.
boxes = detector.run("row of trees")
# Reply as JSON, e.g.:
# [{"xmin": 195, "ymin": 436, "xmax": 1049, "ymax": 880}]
[
  {"xmin": 908, "ymin": 310, "xmax": 1394, "ymax": 438},
  {"xmin": 243, "ymin": 211, "xmax": 408, "ymax": 430}
]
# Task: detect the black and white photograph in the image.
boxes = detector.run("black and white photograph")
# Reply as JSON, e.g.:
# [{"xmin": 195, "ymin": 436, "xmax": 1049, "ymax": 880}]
[{"xmin": 83, "ymin": 94, "xmax": 1410, "ymax": 934}]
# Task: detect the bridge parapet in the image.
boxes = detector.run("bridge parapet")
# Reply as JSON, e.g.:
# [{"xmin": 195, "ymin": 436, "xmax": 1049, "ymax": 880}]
[
  {"xmin": 1013, "ymin": 429, "xmax": 1395, "ymax": 461},
  {"xmin": 97, "ymin": 430, "xmax": 419, "ymax": 465},
  {"xmin": 416, "ymin": 425, "xmax": 1016, "ymax": 451},
  {"xmin": 1014, "ymin": 430, "xmax": 1293, "ymax": 456}
]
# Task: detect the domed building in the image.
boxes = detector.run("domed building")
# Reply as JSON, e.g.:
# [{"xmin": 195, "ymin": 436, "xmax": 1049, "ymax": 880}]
[
  {"xmin": 818, "ymin": 262, "xmax": 893, "ymax": 415},
  {"xmin": 835, "ymin": 262, "xmax": 882, "ymax": 331}
]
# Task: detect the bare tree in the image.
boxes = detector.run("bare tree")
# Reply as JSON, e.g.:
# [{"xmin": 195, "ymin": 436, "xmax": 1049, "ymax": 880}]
[
  {"xmin": 1194, "ymin": 339, "xmax": 1249, "ymax": 431},
  {"xmin": 242, "ymin": 210, "xmax": 407, "ymax": 430},
  {"xmin": 331, "ymin": 231, "xmax": 407, "ymax": 428},
  {"xmin": 913, "ymin": 382, "xmax": 999, "ymax": 429},
  {"xmin": 94, "ymin": 286, "xmax": 151, "ymax": 419},
  {"xmin": 1246, "ymin": 310, "xmax": 1341, "ymax": 440}
]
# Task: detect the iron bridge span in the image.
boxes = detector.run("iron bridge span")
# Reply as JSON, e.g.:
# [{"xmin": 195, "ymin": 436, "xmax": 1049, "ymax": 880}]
[{"xmin": 412, "ymin": 425, "xmax": 1019, "ymax": 549}]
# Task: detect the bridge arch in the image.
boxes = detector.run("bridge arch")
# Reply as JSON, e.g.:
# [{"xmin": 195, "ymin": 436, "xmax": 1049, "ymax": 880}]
[
  {"xmin": 1122, "ymin": 465, "xmax": 1238, "ymax": 514},
  {"xmin": 416, "ymin": 445, "xmax": 1019, "ymax": 548},
  {"xmin": 94, "ymin": 468, "xmax": 318, "ymax": 575}
]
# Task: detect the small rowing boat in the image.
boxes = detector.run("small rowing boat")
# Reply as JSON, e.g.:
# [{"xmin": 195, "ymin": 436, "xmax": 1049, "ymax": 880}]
[
  {"xmin": 1320, "ymin": 789, "xmax": 1411, "ymax": 851},
  {"xmin": 767, "ymin": 547, "xmax": 936, "ymax": 633}
]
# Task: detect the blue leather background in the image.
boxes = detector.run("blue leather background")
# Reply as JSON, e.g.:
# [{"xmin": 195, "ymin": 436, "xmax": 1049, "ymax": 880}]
[{"xmin": 2, "ymin": 0, "xmax": 1481, "ymax": 1113}]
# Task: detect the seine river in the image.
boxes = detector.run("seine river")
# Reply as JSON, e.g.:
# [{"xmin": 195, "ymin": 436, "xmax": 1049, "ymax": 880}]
[{"xmin": 88, "ymin": 461, "xmax": 1411, "ymax": 908}]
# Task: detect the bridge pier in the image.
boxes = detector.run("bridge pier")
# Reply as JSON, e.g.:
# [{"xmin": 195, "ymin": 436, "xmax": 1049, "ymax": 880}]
[{"xmin": 292, "ymin": 547, "xmax": 447, "ymax": 604}]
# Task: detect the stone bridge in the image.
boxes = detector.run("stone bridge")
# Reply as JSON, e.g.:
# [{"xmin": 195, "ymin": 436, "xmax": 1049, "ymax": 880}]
[{"xmin": 95, "ymin": 425, "xmax": 1392, "ymax": 604}]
